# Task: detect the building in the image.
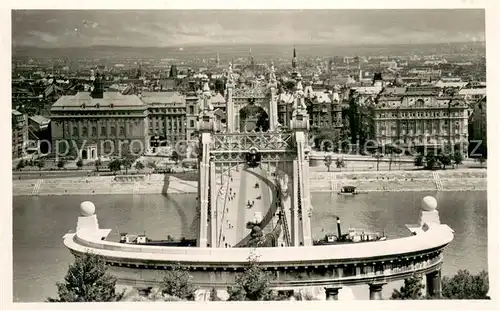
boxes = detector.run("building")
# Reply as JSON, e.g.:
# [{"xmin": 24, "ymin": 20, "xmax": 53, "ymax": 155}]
[
  {"xmin": 50, "ymin": 76, "xmax": 148, "ymax": 159},
  {"xmin": 468, "ymin": 96, "xmax": 487, "ymax": 158},
  {"xmin": 305, "ymin": 88, "xmax": 343, "ymax": 136},
  {"xmin": 458, "ymin": 84, "xmax": 487, "ymax": 105},
  {"xmin": 28, "ymin": 115, "xmax": 50, "ymax": 132},
  {"xmin": 12, "ymin": 109, "xmax": 28, "ymax": 159},
  {"xmin": 141, "ymin": 91, "xmax": 187, "ymax": 146},
  {"xmin": 368, "ymin": 86, "xmax": 469, "ymax": 155}
]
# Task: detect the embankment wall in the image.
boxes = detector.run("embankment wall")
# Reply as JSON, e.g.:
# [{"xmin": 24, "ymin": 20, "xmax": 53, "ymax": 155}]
[{"xmin": 12, "ymin": 170, "xmax": 486, "ymax": 196}]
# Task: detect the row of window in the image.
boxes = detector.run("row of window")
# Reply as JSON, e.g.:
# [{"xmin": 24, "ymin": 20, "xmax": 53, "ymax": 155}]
[
  {"xmin": 377, "ymin": 111, "xmax": 463, "ymax": 118},
  {"xmin": 71, "ymin": 125, "xmax": 135, "ymax": 137},
  {"xmin": 378, "ymin": 134, "xmax": 465, "ymax": 144},
  {"xmin": 53, "ymin": 111, "xmax": 144, "ymax": 116}
]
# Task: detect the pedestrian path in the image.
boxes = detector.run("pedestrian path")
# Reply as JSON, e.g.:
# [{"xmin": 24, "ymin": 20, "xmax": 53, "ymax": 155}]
[
  {"xmin": 32, "ymin": 179, "xmax": 43, "ymax": 195},
  {"xmin": 432, "ymin": 171, "xmax": 444, "ymax": 191}
]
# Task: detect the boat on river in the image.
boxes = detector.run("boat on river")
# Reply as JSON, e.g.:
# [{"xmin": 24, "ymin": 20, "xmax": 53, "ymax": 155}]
[
  {"xmin": 314, "ymin": 217, "xmax": 386, "ymax": 245},
  {"xmin": 338, "ymin": 186, "xmax": 358, "ymax": 195}
]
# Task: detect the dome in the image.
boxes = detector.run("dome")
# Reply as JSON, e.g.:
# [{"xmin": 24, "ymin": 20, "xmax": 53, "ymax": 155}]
[
  {"xmin": 80, "ymin": 201, "xmax": 96, "ymax": 216},
  {"xmin": 421, "ymin": 196, "xmax": 437, "ymax": 211}
]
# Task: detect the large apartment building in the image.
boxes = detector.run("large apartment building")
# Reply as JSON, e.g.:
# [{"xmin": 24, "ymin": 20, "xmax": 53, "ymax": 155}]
[{"xmin": 367, "ymin": 86, "xmax": 469, "ymax": 155}]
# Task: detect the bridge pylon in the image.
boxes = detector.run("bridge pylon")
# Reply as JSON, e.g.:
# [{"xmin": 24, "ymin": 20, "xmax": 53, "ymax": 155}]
[{"xmin": 196, "ymin": 66, "xmax": 313, "ymax": 248}]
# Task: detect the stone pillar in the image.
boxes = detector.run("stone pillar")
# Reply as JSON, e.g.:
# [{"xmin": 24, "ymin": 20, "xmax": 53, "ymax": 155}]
[
  {"xmin": 368, "ymin": 283, "xmax": 385, "ymax": 300},
  {"xmin": 426, "ymin": 270, "xmax": 442, "ymax": 298},
  {"xmin": 325, "ymin": 287, "xmax": 341, "ymax": 300}
]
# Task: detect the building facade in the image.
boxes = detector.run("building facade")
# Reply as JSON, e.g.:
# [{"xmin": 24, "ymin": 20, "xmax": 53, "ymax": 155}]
[
  {"xmin": 468, "ymin": 95, "xmax": 487, "ymax": 158},
  {"xmin": 369, "ymin": 86, "xmax": 469, "ymax": 155},
  {"xmin": 12, "ymin": 109, "xmax": 28, "ymax": 159},
  {"xmin": 50, "ymin": 79, "xmax": 148, "ymax": 159},
  {"xmin": 141, "ymin": 91, "xmax": 187, "ymax": 146}
]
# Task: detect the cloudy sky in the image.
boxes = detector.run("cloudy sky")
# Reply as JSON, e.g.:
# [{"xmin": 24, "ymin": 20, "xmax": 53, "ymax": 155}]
[{"xmin": 12, "ymin": 10, "xmax": 485, "ymax": 47}]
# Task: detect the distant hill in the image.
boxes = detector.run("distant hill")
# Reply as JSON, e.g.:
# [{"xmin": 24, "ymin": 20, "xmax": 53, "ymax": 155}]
[{"xmin": 12, "ymin": 42, "xmax": 486, "ymax": 60}]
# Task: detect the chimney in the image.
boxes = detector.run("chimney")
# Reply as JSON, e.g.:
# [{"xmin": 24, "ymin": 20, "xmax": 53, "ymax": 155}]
[{"xmin": 336, "ymin": 217, "xmax": 342, "ymax": 238}]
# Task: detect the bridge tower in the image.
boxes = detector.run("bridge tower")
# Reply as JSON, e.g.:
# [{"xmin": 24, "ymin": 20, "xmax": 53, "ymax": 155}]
[{"xmin": 196, "ymin": 64, "xmax": 312, "ymax": 248}]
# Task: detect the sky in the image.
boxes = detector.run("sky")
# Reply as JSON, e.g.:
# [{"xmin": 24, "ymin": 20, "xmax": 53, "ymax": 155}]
[{"xmin": 11, "ymin": 10, "xmax": 485, "ymax": 48}]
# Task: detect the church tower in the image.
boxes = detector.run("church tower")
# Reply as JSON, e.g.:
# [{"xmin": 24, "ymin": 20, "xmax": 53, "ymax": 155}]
[{"xmin": 292, "ymin": 46, "xmax": 298, "ymax": 79}]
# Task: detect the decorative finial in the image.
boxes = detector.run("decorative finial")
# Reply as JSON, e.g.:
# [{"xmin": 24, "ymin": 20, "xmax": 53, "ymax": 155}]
[
  {"xmin": 198, "ymin": 77, "xmax": 214, "ymax": 113},
  {"xmin": 269, "ymin": 62, "xmax": 276, "ymax": 84},
  {"xmin": 227, "ymin": 62, "xmax": 235, "ymax": 85}
]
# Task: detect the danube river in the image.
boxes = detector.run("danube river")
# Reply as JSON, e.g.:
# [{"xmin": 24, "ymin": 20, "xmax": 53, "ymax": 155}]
[{"xmin": 13, "ymin": 191, "xmax": 487, "ymax": 301}]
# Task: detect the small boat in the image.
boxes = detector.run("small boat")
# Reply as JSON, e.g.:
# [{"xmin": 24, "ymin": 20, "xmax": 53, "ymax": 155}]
[{"xmin": 338, "ymin": 186, "xmax": 358, "ymax": 195}]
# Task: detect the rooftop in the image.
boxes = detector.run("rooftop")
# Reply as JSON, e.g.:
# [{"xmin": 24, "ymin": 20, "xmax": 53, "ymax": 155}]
[
  {"xmin": 141, "ymin": 91, "xmax": 185, "ymax": 104},
  {"xmin": 51, "ymin": 92, "xmax": 146, "ymax": 109},
  {"xmin": 29, "ymin": 115, "xmax": 50, "ymax": 124}
]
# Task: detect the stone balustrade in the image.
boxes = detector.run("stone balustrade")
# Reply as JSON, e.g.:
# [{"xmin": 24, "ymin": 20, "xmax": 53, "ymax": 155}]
[{"xmin": 64, "ymin": 196, "xmax": 453, "ymax": 299}]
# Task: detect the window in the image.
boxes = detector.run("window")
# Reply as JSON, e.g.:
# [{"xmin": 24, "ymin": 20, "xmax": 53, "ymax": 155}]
[
  {"xmin": 82, "ymin": 126, "xmax": 88, "ymax": 137},
  {"xmin": 72, "ymin": 127, "xmax": 79, "ymax": 137},
  {"xmin": 190, "ymin": 120, "xmax": 195, "ymax": 127},
  {"xmin": 110, "ymin": 126, "xmax": 116, "ymax": 136},
  {"xmin": 120, "ymin": 126, "xmax": 125, "ymax": 136},
  {"xmin": 101, "ymin": 126, "xmax": 106, "ymax": 136},
  {"xmin": 91, "ymin": 127, "xmax": 97, "ymax": 137},
  {"xmin": 189, "ymin": 106, "xmax": 194, "ymax": 114}
]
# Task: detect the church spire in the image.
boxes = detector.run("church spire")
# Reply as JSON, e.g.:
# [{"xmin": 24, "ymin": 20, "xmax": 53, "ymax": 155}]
[{"xmin": 292, "ymin": 46, "xmax": 297, "ymax": 71}]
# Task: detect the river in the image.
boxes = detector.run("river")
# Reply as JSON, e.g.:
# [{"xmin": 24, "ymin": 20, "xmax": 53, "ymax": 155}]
[{"xmin": 12, "ymin": 191, "xmax": 487, "ymax": 301}]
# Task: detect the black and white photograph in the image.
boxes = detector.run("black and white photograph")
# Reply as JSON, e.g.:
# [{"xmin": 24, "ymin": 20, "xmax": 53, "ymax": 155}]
[{"xmin": 6, "ymin": 1, "xmax": 495, "ymax": 308}]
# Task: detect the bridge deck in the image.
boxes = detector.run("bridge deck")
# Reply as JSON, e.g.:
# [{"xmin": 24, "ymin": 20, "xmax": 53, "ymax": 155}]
[{"xmin": 220, "ymin": 166, "xmax": 278, "ymax": 247}]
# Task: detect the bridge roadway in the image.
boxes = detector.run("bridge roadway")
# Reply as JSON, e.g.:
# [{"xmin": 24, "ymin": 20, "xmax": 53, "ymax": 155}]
[
  {"xmin": 64, "ymin": 209, "xmax": 453, "ymax": 299},
  {"xmin": 219, "ymin": 166, "xmax": 278, "ymax": 248}
]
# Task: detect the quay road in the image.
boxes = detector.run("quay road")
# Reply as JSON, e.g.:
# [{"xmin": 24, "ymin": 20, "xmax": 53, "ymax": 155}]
[{"xmin": 218, "ymin": 166, "xmax": 279, "ymax": 248}]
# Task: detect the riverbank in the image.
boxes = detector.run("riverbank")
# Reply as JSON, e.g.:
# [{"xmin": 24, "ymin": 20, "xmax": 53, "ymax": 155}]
[{"xmin": 12, "ymin": 169, "xmax": 486, "ymax": 196}]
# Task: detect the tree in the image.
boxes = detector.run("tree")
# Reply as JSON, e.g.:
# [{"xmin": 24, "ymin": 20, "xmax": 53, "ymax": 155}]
[
  {"xmin": 324, "ymin": 155, "xmax": 333, "ymax": 172},
  {"xmin": 414, "ymin": 154, "xmax": 424, "ymax": 167},
  {"xmin": 335, "ymin": 157, "xmax": 345, "ymax": 170},
  {"xmin": 373, "ymin": 152, "xmax": 384, "ymax": 171},
  {"xmin": 452, "ymin": 151, "xmax": 463, "ymax": 168},
  {"xmin": 95, "ymin": 158, "xmax": 102, "ymax": 172},
  {"xmin": 47, "ymin": 253, "xmax": 124, "ymax": 302},
  {"xmin": 121, "ymin": 155, "xmax": 136, "ymax": 175},
  {"xmin": 57, "ymin": 159, "xmax": 66, "ymax": 169},
  {"xmin": 171, "ymin": 150, "xmax": 181, "ymax": 164},
  {"xmin": 36, "ymin": 159, "xmax": 45, "ymax": 171},
  {"xmin": 108, "ymin": 159, "xmax": 122, "ymax": 175},
  {"xmin": 438, "ymin": 154, "xmax": 452, "ymax": 170},
  {"xmin": 441, "ymin": 270, "xmax": 489, "ymax": 299},
  {"xmin": 227, "ymin": 254, "xmax": 275, "ymax": 301},
  {"xmin": 16, "ymin": 159, "xmax": 25, "ymax": 171},
  {"xmin": 159, "ymin": 264, "xmax": 197, "ymax": 301},
  {"xmin": 391, "ymin": 274, "xmax": 425, "ymax": 300},
  {"xmin": 76, "ymin": 159, "xmax": 84, "ymax": 170},
  {"xmin": 135, "ymin": 161, "xmax": 144, "ymax": 172},
  {"xmin": 425, "ymin": 154, "xmax": 437, "ymax": 170},
  {"xmin": 210, "ymin": 287, "xmax": 221, "ymax": 301}
]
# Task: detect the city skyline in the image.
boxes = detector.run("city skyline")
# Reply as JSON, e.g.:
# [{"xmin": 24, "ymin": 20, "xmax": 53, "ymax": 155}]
[{"xmin": 12, "ymin": 9, "xmax": 485, "ymax": 48}]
